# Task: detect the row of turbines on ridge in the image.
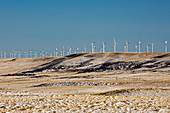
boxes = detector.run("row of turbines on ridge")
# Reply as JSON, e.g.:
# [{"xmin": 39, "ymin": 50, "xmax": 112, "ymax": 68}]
[{"xmin": 0, "ymin": 40, "xmax": 168, "ymax": 59}]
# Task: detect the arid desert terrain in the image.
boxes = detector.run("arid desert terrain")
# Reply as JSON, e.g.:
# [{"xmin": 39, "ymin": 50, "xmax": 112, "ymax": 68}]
[{"xmin": 0, "ymin": 52, "xmax": 169, "ymax": 112}]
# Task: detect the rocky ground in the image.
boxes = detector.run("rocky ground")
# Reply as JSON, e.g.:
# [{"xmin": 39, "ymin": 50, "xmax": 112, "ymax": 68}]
[
  {"xmin": 0, "ymin": 92, "xmax": 169, "ymax": 113},
  {"xmin": 0, "ymin": 52, "xmax": 169, "ymax": 112}
]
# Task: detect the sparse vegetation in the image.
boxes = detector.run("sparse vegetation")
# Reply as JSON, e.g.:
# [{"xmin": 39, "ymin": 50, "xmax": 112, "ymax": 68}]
[{"xmin": 0, "ymin": 53, "xmax": 169, "ymax": 112}]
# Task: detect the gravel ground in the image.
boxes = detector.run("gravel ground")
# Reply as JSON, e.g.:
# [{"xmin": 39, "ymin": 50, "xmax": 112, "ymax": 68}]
[
  {"xmin": 0, "ymin": 92, "xmax": 169, "ymax": 113},
  {"xmin": 33, "ymin": 82, "xmax": 116, "ymax": 87}
]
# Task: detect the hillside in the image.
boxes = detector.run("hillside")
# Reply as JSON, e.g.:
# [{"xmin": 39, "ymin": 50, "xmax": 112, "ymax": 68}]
[
  {"xmin": 0, "ymin": 52, "xmax": 170, "ymax": 112},
  {"xmin": 0, "ymin": 52, "xmax": 169, "ymax": 75}
]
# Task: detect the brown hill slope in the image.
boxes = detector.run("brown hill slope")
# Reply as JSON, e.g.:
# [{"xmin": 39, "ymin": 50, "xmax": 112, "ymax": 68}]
[
  {"xmin": 0, "ymin": 52, "xmax": 169, "ymax": 75},
  {"xmin": 24, "ymin": 52, "xmax": 170, "ymax": 73}
]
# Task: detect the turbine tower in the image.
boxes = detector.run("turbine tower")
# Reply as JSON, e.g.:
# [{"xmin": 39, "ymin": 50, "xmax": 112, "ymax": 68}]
[
  {"xmin": 24, "ymin": 51, "xmax": 27, "ymax": 58},
  {"xmin": 125, "ymin": 41, "xmax": 130, "ymax": 52},
  {"xmin": 1, "ymin": 52, "xmax": 3, "ymax": 59},
  {"xmin": 13, "ymin": 50, "xmax": 16, "ymax": 58},
  {"xmin": 146, "ymin": 45, "xmax": 149, "ymax": 53},
  {"xmin": 60, "ymin": 51, "xmax": 62, "ymax": 56},
  {"xmin": 30, "ymin": 50, "xmax": 32, "ymax": 58},
  {"xmin": 4, "ymin": 51, "xmax": 6, "ymax": 59},
  {"xmin": 11, "ymin": 52, "xmax": 14, "ymax": 58},
  {"xmin": 69, "ymin": 47, "xmax": 72, "ymax": 55},
  {"xmin": 124, "ymin": 45, "xmax": 126, "ymax": 52},
  {"xmin": 84, "ymin": 46, "xmax": 86, "ymax": 53},
  {"xmin": 34, "ymin": 51, "xmax": 37, "ymax": 58},
  {"xmin": 62, "ymin": 46, "xmax": 65, "ymax": 56},
  {"xmin": 102, "ymin": 41, "xmax": 105, "ymax": 53},
  {"xmin": 151, "ymin": 41, "xmax": 154, "ymax": 53},
  {"xmin": 138, "ymin": 41, "xmax": 141, "ymax": 53},
  {"xmin": 91, "ymin": 42, "xmax": 94, "ymax": 53},
  {"xmin": 9, "ymin": 51, "xmax": 12, "ymax": 58},
  {"xmin": 45, "ymin": 51, "xmax": 47, "ymax": 57},
  {"xmin": 18, "ymin": 50, "xmax": 21, "ymax": 58},
  {"xmin": 165, "ymin": 41, "xmax": 167, "ymax": 53},
  {"xmin": 56, "ymin": 48, "xmax": 58, "ymax": 57},
  {"xmin": 75, "ymin": 48, "xmax": 79, "ymax": 53},
  {"xmin": 114, "ymin": 38, "xmax": 116, "ymax": 52}
]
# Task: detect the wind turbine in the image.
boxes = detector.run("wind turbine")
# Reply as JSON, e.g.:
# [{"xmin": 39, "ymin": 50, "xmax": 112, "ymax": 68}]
[
  {"xmin": 62, "ymin": 46, "xmax": 65, "ymax": 56},
  {"xmin": 45, "ymin": 51, "xmax": 47, "ymax": 57},
  {"xmin": 84, "ymin": 46, "xmax": 86, "ymax": 53},
  {"xmin": 146, "ymin": 45, "xmax": 149, "ymax": 53},
  {"xmin": 102, "ymin": 41, "xmax": 106, "ymax": 53},
  {"xmin": 1, "ymin": 52, "xmax": 3, "ymax": 59},
  {"xmin": 4, "ymin": 51, "xmax": 6, "ymax": 59},
  {"xmin": 34, "ymin": 51, "xmax": 37, "ymax": 58},
  {"xmin": 165, "ymin": 41, "xmax": 168, "ymax": 53},
  {"xmin": 60, "ymin": 51, "xmax": 62, "ymax": 56},
  {"xmin": 24, "ymin": 51, "xmax": 27, "ymax": 58},
  {"xmin": 41, "ymin": 51, "xmax": 43, "ymax": 57},
  {"xmin": 9, "ymin": 51, "xmax": 13, "ymax": 58},
  {"xmin": 91, "ymin": 42, "xmax": 94, "ymax": 53},
  {"xmin": 91, "ymin": 42, "xmax": 96, "ymax": 53},
  {"xmin": 138, "ymin": 41, "xmax": 141, "ymax": 53},
  {"xmin": 75, "ymin": 48, "xmax": 79, "ymax": 53},
  {"xmin": 56, "ymin": 48, "xmax": 58, "ymax": 57},
  {"xmin": 18, "ymin": 50, "xmax": 21, "ymax": 58},
  {"xmin": 151, "ymin": 41, "xmax": 154, "ymax": 53},
  {"xmin": 114, "ymin": 38, "xmax": 116, "ymax": 52},
  {"xmin": 69, "ymin": 47, "xmax": 72, "ymax": 55},
  {"xmin": 125, "ymin": 41, "xmax": 130, "ymax": 52},
  {"xmin": 124, "ymin": 45, "xmax": 126, "ymax": 52},
  {"xmin": 13, "ymin": 50, "xmax": 16, "ymax": 58},
  {"xmin": 30, "ymin": 50, "xmax": 32, "ymax": 58},
  {"xmin": 11, "ymin": 51, "xmax": 14, "ymax": 58},
  {"xmin": 9, "ymin": 52, "xmax": 12, "ymax": 58}
]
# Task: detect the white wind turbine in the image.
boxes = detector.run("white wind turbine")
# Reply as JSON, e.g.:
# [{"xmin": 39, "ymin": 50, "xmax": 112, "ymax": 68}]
[
  {"xmin": 30, "ymin": 50, "xmax": 32, "ymax": 58},
  {"xmin": 91, "ymin": 42, "xmax": 96, "ymax": 53},
  {"xmin": 114, "ymin": 38, "xmax": 116, "ymax": 52},
  {"xmin": 125, "ymin": 41, "xmax": 130, "ymax": 52},
  {"xmin": 138, "ymin": 41, "xmax": 141, "ymax": 53},
  {"xmin": 13, "ymin": 50, "xmax": 16, "ymax": 58},
  {"xmin": 124, "ymin": 45, "xmax": 126, "ymax": 52},
  {"xmin": 151, "ymin": 41, "xmax": 154, "ymax": 53},
  {"xmin": 62, "ymin": 46, "xmax": 65, "ymax": 56},
  {"xmin": 4, "ymin": 51, "xmax": 6, "ymax": 59},
  {"xmin": 146, "ymin": 45, "xmax": 149, "ymax": 53},
  {"xmin": 75, "ymin": 48, "xmax": 79, "ymax": 53},
  {"xmin": 1, "ymin": 52, "xmax": 3, "ymax": 59},
  {"xmin": 84, "ymin": 46, "xmax": 86, "ymax": 53},
  {"xmin": 165, "ymin": 40, "xmax": 168, "ymax": 53},
  {"xmin": 60, "ymin": 51, "xmax": 62, "ymax": 56},
  {"xmin": 9, "ymin": 51, "xmax": 12, "ymax": 58},
  {"xmin": 24, "ymin": 51, "xmax": 27, "ymax": 58},
  {"xmin": 34, "ymin": 51, "xmax": 37, "ymax": 58},
  {"xmin": 56, "ymin": 48, "xmax": 58, "ymax": 57},
  {"xmin": 45, "ymin": 51, "xmax": 47, "ymax": 57},
  {"xmin": 69, "ymin": 47, "xmax": 72, "ymax": 55},
  {"xmin": 18, "ymin": 50, "xmax": 21, "ymax": 58},
  {"xmin": 102, "ymin": 41, "xmax": 105, "ymax": 53}
]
